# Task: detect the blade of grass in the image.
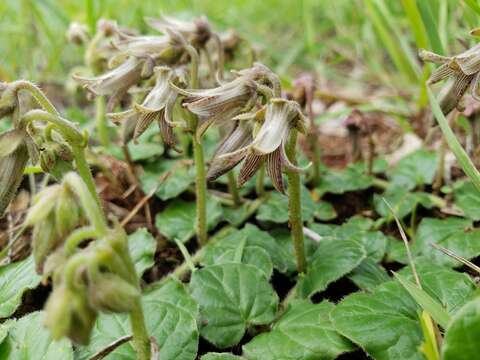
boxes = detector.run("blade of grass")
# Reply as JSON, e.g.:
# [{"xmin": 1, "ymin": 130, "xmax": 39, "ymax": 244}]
[
  {"xmin": 431, "ymin": 243, "xmax": 480, "ymax": 274},
  {"xmin": 464, "ymin": 0, "xmax": 480, "ymax": 16},
  {"xmin": 419, "ymin": 311, "xmax": 441, "ymax": 360},
  {"xmin": 417, "ymin": 0, "xmax": 445, "ymax": 54},
  {"xmin": 427, "ymin": 87, "xmax": 480, "ymax": 192},
  {"xmin": 393, "ymin": 272, "xmax": 451, "ymax": 329},
  {"xmin": 86, "ymin": 0, "xmax": 96, "ymax": 34},
  {"xmin": 400, "ymin": 0, "xmax": 429, "ymax": 49},
  {"xmin": 364, "ymin": 0, "xmax": 419, "ymax": 82}
]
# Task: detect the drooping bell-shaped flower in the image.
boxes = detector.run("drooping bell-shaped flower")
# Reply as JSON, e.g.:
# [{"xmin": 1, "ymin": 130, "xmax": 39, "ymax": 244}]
[
  {"xmin": 420, "ymin": 44, "xmax": 480, "ymax": 114},
  {"xmin": 146, "ymin": 15, "xmax": 212, "ymax": 47},
  {"xmin": 73, "ymin": 56, "xmax": 144, "ymax": 97},
  {"xmin": 173, "ymin": 64, "xmax": 276, "ymax": 136},
  {"xmin": 108, "ymin": 66, "xmax": 184, "ymax": 149},
  {"xmin": 207, "ymin": 120, "xmax": 254, "ymax": 181},
  {"xmin": 217, "ymin": 98, "xmax": 308, "ymax": 193}
]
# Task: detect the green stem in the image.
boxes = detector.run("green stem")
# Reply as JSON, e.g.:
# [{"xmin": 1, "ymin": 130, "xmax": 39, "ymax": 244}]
[
  {"xmin": 308, "ymin": 132, "xmax": 321, "ymax": 184},
  {"xmin": 10, "ymin": 80, "xmax": 59, "ymax": 115},
  {"xmin": 95, "ymin": 96, "xmax": 109, "ymax": 147},
  {"xmin": 85, "ymin": 0, "xmax": 96, "ymax": 35},
  {"xmin": 192, "ymin": 134, "xmax": 208, "ymax": 245},
  {"xmin": 129, "ymin": 300, "xmax": 151, "ymax": 360},
  {"xmin": 21, "ymin": 110, "xmax": 84, "ymax": 144},
  {"xmin": 227, "ymin": 171, "xmax": 241, "ymax": 205},
  {"xmin": 256, "ymin": 164, "xmax": 265, "ymax": 196},
  {"xmin": 286, "ymin": 130, "xmax": 306, "ymax": 274},
  {"xmin": 64, "ymin": 165, "xmax": 106, "ymax": 234}
]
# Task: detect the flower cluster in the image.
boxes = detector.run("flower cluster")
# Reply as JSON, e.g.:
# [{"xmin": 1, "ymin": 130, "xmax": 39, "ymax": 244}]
[
  {"xmin": 421, "ymin": 44, "xmax": 480, "ymax": 115},
  {"xmin": 74, "ymin": 16, "xmax": 308, "ymax": 193},
  {"xmin": 25, "ymin": 172, "xmax": 142, "ymax": 345}
]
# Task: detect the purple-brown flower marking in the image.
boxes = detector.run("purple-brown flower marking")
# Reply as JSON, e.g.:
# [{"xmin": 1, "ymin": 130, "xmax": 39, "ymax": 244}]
[
  {"xmin": 107, "ymin": 67, "xmax": 184, "ymax": 149},
  {"xmin": 213, "ymin": 98, "xmax": 308, "ymax": 193},
  {"xmin": 421, "ymin": 44, "xmax": 480, "ymax": 114}
]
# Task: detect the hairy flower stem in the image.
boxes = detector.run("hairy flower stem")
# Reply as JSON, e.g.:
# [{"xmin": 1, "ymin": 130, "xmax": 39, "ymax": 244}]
[
  {"xmin": 9, "ymin": 80, "xmax": 59, "ymax": 116},
  {"xmin": 286, "ymin": 130, "xmax": 306, "ymax": 274},
  {"xmin": 227, "ymin": 171, "xmax": 241, "ymax": 205},
  {"xmin": 308, "ymin": 132, "xmax": 321, "ymax": 184},
  {"xmin": 129, "ymin": 300, "xmax": 151, "ymax": 360},
  {"xmin": 184, "ymin": 44, "xmax": 207, "ymax": 245},
  {"xmin": 192, "ymin": 133, "xmax": 208, "ymax": 245},
  {"xmin": 95, "ymin": 96, "xmax": 109, "ymax": 147},
  {"xmin": 71, "ymin": 145, "xmax": 103, "ymax": 212},
  {"xmin": 256, "ymin": 164, "xmax": 265, "ymax": 196}
]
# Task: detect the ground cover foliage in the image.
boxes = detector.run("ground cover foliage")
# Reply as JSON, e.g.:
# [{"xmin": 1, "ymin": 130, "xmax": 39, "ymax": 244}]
[{"xmin": 1, "ymin": 1, "xmax": 480, "ymax": 359}]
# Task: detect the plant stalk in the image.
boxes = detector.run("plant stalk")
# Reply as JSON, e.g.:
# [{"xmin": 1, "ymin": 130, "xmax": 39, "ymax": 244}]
[
  {"xmin": 227, "ymin": 171, "xmax": 241, "ymax": 206},
  {"xmin": 129, "ymin": 300, "xmax": 151, "ymax": 360},
  {"xmin": 256, "ymin": 164, "xmax": 265, "ymax": 196},
  {"xmin": 95, "ymin": 96, "xmax": 109, "ymax": 147},
  {"xmin": 192, "ymin": 134, "xmax": 208, "ymax": 245},
  {"xmin": 286, "ymin": 130, "xmax": 306, "ymax": 273},
  {"xmin": 71, "ymin": 145, "xmax": 103, "ymax": 213}
]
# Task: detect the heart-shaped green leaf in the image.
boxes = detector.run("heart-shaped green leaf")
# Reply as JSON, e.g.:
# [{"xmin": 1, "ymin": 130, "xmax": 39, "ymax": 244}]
[
  {"xmin": 0, "ymin": 311, "xmax": 73, "ymax": 359},
  {"xmin": 128, "ymin": 228, "xmax": 156, "ymax": 277},
  {"xmin": 190, "ymin": 263, "xmax": 278, "ymax": 348},
  {"xmin": 202, "ymin": 224, "xmax": 294, "ymax": 276},
  {"xmin": 298, "ymin": 238, "xmax": 367, "ymax": 298},
  {"xmin": 442, "ymin": 296, "xmax": 480, "ymax": 360},
  {"xmin": 331, "ymin": 264, "xmax": 475, "ymax": 360},
  {"xmin": 243, "ymin": 300, "xmax": 354, "ymax": 360},
  {"xmin": 0, "ymin": 256, "xmax": 41, "ymax": 318},
  {"xmin": 155, "ymin": 197, "xmax": 222, "ymax": 242}
]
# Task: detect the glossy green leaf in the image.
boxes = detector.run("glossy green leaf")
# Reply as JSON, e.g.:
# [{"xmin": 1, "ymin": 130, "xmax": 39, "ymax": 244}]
[
  {"xmin": 298, "ymin": 239, "xmax": 367, "ymax": 298},
  {"xmin": 314, "ymin": 201, "xmax": 337, "ymax": 221},
  {"xmin": 374, "ymin": 187, "xmax": 434, "ymax": 219},
  {"xmin": 348, "ymin": 258, "xmax": 390, "ymax": 291},
  {"xmin": 442, "ymin": 296, "xmax": 480, "ymax": 360},
  {"xmin": 391, "ymin": 217, "xmax": 480, "ymax": 267},
  {"xmin": 76, "ymin": 278, "xmax": 199, "ymax": 360},
  {"xmin": 316, "ymin": 164, "xmax": 373, "ymax": 196},
  {"xmin": 332, "ymin": 264, "xmax": 475, "ymax": 360},
  {"xmin": 256, "ymin": 186, "xmax": 317, "ymax": 224},
  {"xmin": 202, "ymin": 224, "xmax": 288, "ymax": 275},
  {"xmin": 190, "ymin": 263, "xmax": 278, "ymax": 348},
  {"xmin": 0, "ymin": 256, "xmax": 42, "ymax": 318},
  {"xmin": 128, "ymin": 228, "xmax": 156, "ymax": 276},
  {"xmin": 393, "ymin": 272, "xmax": 450, "ymax": 329},
  {"xmin": 310, "ymin": 218, "xmax": 387, "ymax": 263},
  {"xmin": 0, "ymin": 311, "xmax": 73, "ymax": 359},
  {"xmin": 127, "ymin": 127, "xmax": 164, "ymax": 161},
  {"xmin": 155, "ymin": 197, "xmax": 222, "ymax": 242},
  {"xmin": 202, "ymin": 354, "xmax": 245, "ymax": 360},
  {"xmin": 453, "ymin": 181, "xmax": 480, "ymax": 221},
  {"xmin": 243, "ymin": 300, "xmax": 354, "ymax": 360},
  {"xmin": 140, "ymin": 159, "xmax": 195, "ymax": 201},
  {"xmin": 388, "ymin": 149, "xmax": 437, "ymax": 190}
]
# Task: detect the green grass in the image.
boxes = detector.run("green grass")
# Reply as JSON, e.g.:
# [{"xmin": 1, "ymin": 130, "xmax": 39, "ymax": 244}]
[{"xmin": 0, "ymin": 0, "xmax": 475, "ymax": 97}]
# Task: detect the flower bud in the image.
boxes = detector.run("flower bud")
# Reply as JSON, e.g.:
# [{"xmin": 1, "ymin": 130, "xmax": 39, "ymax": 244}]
[
  {"xmin": 88, "ymin": 272, "xmax": 140, "ymax": 313},
  {"xmin": 0, "ymin": 135, "xmax": 29, "ymax": 216},
  {"xmin": 67, "ymin": 293, "xmax": 98, "ymax": 345},
  {"xmin": 32, "ymin": 213, "xmax": 60, "ymax": 273},
  {"xmin": 44, "ymin": 285, "xmax": 72, "ymax": 340},
  {"xmin": 46, "ymin": 285, "xmax": 97, "ymax": 345},
  {"xmin": 39, "ymin": 145, "xmax": 57, "ymax": 173},
  {"xmin": 0, "ymin": 84, "xmax": 17, "ymax": 119},
  {"xmin": 55, "ymin": 186, "xmax": 83, "ymax": 239}
]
